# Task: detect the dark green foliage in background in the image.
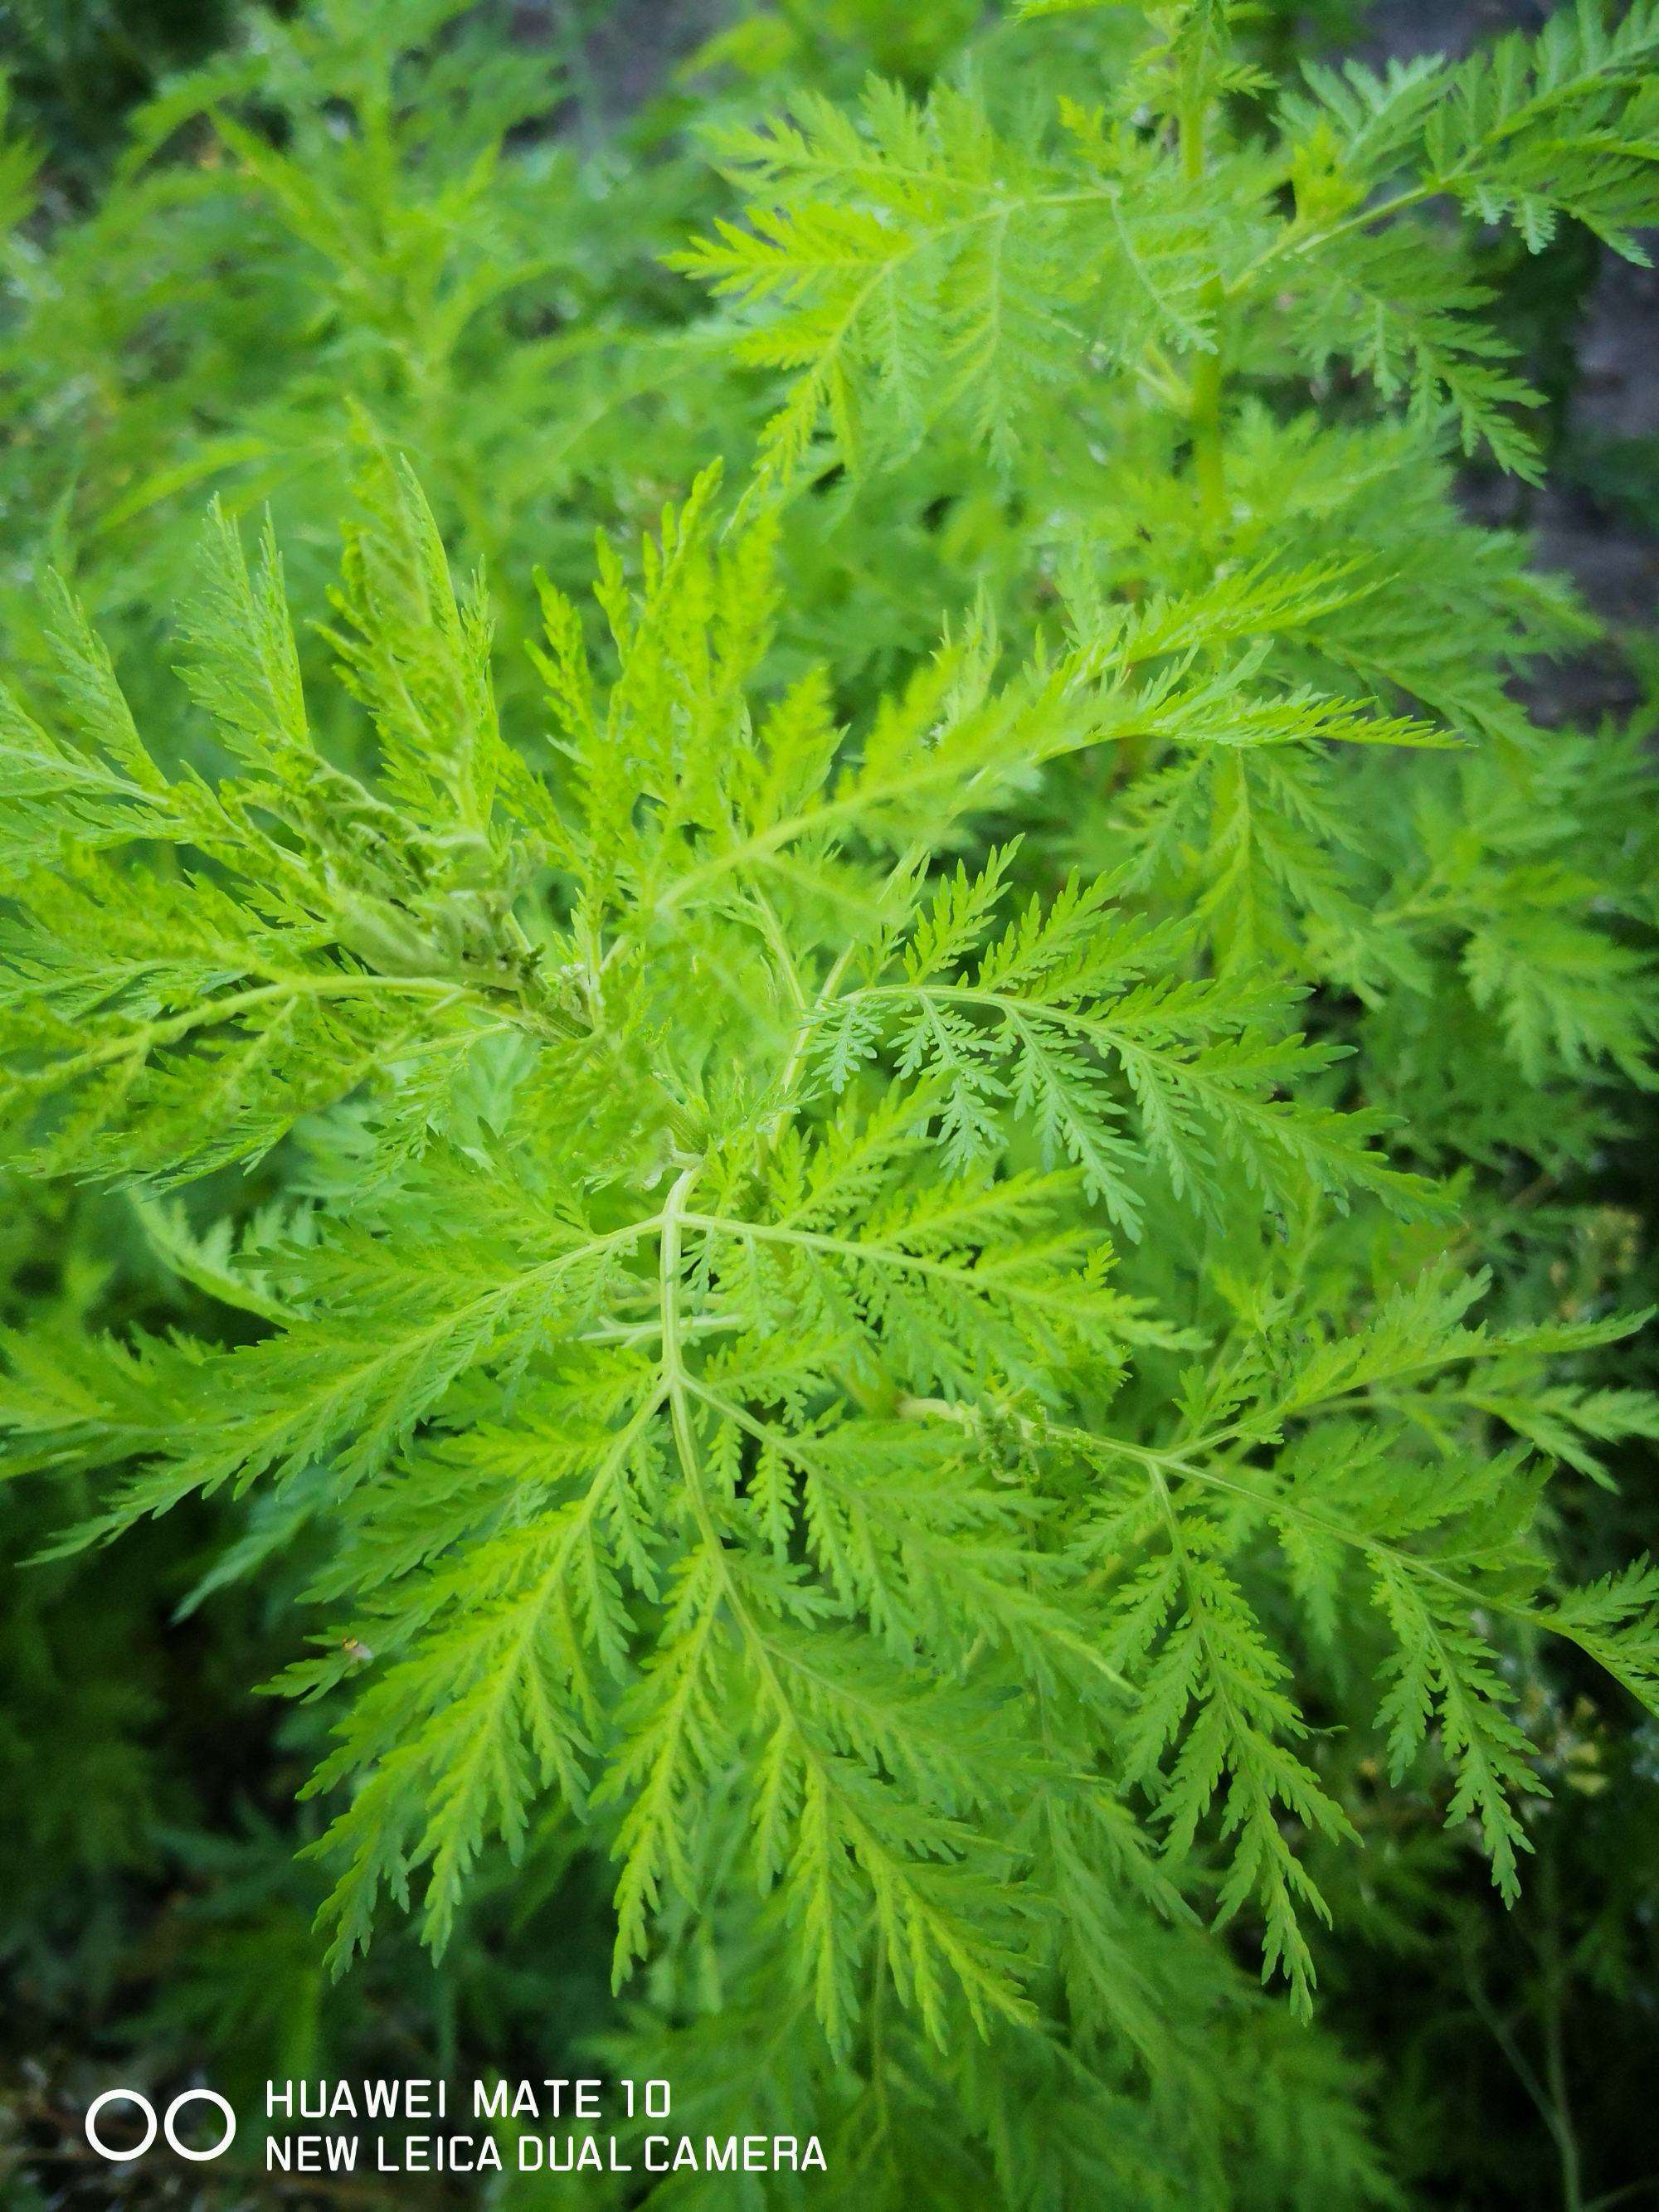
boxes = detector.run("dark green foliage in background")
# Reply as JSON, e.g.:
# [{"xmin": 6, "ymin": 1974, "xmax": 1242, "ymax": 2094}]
[
  {"xmin": 2, "ymin": 4, "xmax": 1657, "ymax": 2209},
  {"xmin": 0, "ymin": 0, "xmax": 247, "ymax": 189}
]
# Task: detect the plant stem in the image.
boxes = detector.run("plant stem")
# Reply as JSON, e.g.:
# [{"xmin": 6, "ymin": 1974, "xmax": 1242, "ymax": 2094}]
[
  {"xmin": 1540, "ymin": 1836, "xmax": 1586, "ymax": 2212},
  {"xmin": 1179, "ymin": 93, "xmax": 1227, "ymax": 535}
]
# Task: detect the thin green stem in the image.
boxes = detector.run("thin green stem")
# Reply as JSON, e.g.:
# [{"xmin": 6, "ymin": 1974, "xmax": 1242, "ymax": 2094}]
[
  {"xmin": 1179, "ymin": 93, "xmax": 1227, "ymax": 536},
  {"xmin": 1222, "ymin": 181, "xmax": 1438, "ymax": 299},
  {"xmin": 37, "ymin": 970, "xmax": 469, "ymax": 1084},
  {"xmin": 1539, "ymin": 1837, "xmax": 1587, "ymax": 2212}
]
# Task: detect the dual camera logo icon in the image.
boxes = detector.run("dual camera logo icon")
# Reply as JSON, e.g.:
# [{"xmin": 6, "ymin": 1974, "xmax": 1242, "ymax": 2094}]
[{"xmin": 85, "ymin": 2088, "xmax": 237, "ymax": 2163}]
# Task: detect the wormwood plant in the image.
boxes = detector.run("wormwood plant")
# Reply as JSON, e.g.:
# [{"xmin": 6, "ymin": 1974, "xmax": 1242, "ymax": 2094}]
[
  {"xmin": 0, "ymin": 0, "xmax": 749, "ymax": 734},
  {"xmin": 3, "ymin": 2, "xmax": 1659, "ymax": 2205},
  {"xmin": 1, "ymin": 453, "xmax": 1656, "ymax": 2173}
]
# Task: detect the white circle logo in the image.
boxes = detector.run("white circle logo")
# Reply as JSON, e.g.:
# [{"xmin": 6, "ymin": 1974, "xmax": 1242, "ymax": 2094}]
[
  {"xmin": 85, "ymin": 2091, "xmax": 157, "ymax": 2163},
  {"xmin": 164, "ymin": 2089, "xmax": 237, "ymax": 2162},
  {"xmin": 85, "ymin": 2088, "xmax": 236, "ymax": 2163}
]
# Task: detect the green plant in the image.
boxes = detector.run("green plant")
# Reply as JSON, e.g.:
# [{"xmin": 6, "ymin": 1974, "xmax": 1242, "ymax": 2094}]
[
  {"xmin": 0, "ymin": 0, "xmax": 246, "ymax": 189},
  {"xmin": 0, "ymin": 0, "xmax": 747, "ymax": 727},
  {"xmin": 3, "ymin": 3, "xmax": 1658, "ymax": 2206}
]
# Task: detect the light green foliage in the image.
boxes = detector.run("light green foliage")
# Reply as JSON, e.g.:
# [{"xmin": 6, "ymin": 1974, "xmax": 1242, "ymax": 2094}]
[
  {"xmin": 0, "ymin": 0, "xmax": 748, "ymax": 732},
  {"xmin": 3, "ymin": 2, "xmax": 1659, "ymax": 2205},
  {"xmin": 693, "ymin": 0, "xmax": 1659, "ymax": 480},
  {"xmin": 3, "ymin": 450, "xmax": 1657, "ymax": 2167}
]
